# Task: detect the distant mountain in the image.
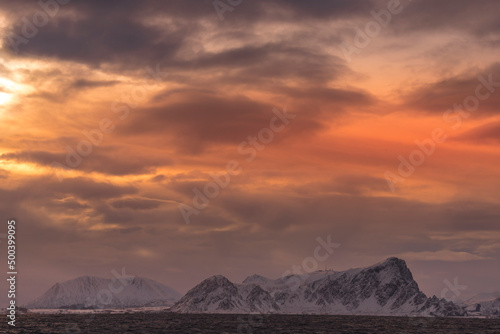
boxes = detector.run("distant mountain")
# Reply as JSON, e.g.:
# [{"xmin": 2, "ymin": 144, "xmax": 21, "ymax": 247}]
[
  {"xmin": 27, "ymin": 276, "xmax": 181, "ymax": 309},
  {"xmin": 464, "ymin": 291, "xmax": 500, "ymax": 305},
  {"xmin": 463, "ymin": 292, "xmax": 500, "ymax": 317},
  {"xmin": 171, "ymin": 258, "xmax": 466, "ymax": 316}
]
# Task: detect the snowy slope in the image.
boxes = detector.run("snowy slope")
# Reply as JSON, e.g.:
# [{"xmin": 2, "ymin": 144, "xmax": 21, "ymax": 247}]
[
  {"xmin": 171, "ymin": 258, "xmax": 466, "ymax": 316},
  {"xmin": 463, "ymin": 292, "xmax": 500, "ymax": 316},
  {"xmin": 475, "ymin": 298, "xmax": 500, "ymax": 316},
  {"xmin": 27, "ymin": 276, "xmax": 181, "ymax": 309}
]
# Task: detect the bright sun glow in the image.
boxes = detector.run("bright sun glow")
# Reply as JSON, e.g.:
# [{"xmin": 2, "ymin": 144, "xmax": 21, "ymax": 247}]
[
  {"xmin": 0, "ymin": 77, "xmax": 21, "ymax": 105},
  {"xmin": 0, "ymin": 91, "xmax": 12, "ymax": 104}
]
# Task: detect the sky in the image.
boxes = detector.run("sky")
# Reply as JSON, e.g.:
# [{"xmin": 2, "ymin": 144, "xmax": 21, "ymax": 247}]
[{"xmin": 0, "ymin": 0, "xmax": 499, "ymax": 306}]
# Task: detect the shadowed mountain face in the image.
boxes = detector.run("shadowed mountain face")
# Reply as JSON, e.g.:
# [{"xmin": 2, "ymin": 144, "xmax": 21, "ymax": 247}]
[
  {"xmin": 27, "ymin": 276, "xmax": 181, "ymax": 309},
  {"xmin": 171, "ymin": 258, "xmax": 466, "ymax": 316}
]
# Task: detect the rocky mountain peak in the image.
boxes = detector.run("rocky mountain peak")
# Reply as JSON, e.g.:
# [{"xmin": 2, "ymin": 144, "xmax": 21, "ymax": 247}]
[{"xmin": 172, "ymin": 258, "xmax": 466, "ymax": 316}]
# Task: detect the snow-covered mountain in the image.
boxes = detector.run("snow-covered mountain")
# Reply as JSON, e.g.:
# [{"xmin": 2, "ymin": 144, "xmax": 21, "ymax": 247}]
[
  {"xmin": 27, "ymin": 276, "xmax": 181, "ymax": 309},
  {"xmin": 171, "ymin": 257, "xmax": 466, "ymax": 316},
  {"xmin": 462, "ymin": 292, "xmax": 500, "ymax": 317}
]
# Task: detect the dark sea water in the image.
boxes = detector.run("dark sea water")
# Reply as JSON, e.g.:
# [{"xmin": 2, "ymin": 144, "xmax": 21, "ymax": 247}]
[{"xmin": 1, "ymin": 313, "xmax": 500, "ymax": 334}]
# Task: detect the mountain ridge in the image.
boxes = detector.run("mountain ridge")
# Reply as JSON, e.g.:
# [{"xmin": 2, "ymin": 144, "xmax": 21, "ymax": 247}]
[
  {"xmin": 171, "ymin": 257, "xmax": 467, "ymax": 316},
  {"xmin": 27, "ymin": 275, "xmax": 181, "ymax": 309}
]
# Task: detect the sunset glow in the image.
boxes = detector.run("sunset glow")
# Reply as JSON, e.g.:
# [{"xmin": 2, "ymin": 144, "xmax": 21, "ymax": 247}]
[{"xmin": 0, "ymin": 0, "xmax": 499, "ymax": 309}]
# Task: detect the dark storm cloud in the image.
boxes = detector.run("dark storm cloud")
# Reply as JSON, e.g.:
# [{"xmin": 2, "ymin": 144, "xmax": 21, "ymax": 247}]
[
  {"xmin": 1, "ymin": 0, "xmax": 374, "ymax": 71},
  {"xmin": 0, "ymin": 148, "xmax": 173, "ymax": 176},
  {"xmin": 271, "ymin": 0, "xmax": 373, "ymax": 19},
  {"xmin": 110, "ymin": 198, "xmax": 164, "ymax": 210},
  {"xmin": 1, "ymin": 0, "xmax": 206, "ymax": 68},
  {"xmin": 277, "ymin": 86, "xmax": 375, "ymax": 108},
  {"xmin": 393, "ymin": 0, "xmax": 500, "ymax": 37},
  {"xmin": 403, "ymin": 63, "xmax": 500, "ymax": 115},
  {"xmin": 4, "ymin": 0, "xmax": 500, "ymax": 71},
  {"xmin": 59, "ymin": 79, "xmax": 122, "ymax": 99},
  {"xmin": 118, "ymin": 92, "xmax": 323, "ymax": 153},
  {"xmin": 71, "ymin": 0, "xmax": 373, "ymax": 21},
  {"xmin": 178, "ymin": 43, "xmax": 349, "ymax": 85},
  {"xmin": 69, "ymin": 79, "xmax": 120, "ymax": 90},
  {"xmin": 6, "ymin": 16, "xmax": 188, "ymax": 68}
]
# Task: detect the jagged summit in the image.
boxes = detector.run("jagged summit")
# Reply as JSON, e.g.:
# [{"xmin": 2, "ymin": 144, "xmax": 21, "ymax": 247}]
[
  {"xmin": 367, "ymin": 257, "xmax": 415, "ymax": 281},
  {"xmin": 207, "ymin": 275, "xmax": 231, "ymax": 282},
  {"xmin": 171, "ymin": 258, "xmax": 466, "ymax": 316},
  {"xmin": 242, "ymin": 274, "xmax": 270, "ymax": 284},
  {"xmin": 27, "ymin": 275, "xmax": 181, "ymax": 309},
  {"xmin": 379, "ymin": 257, "xmax": 407, "ymax": 266},
  {"xmin": 365, "ymin": 257, "xmax": 409, "ymax": 272}
]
